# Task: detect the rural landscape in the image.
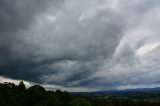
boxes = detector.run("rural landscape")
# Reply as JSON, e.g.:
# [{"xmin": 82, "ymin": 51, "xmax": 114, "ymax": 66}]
[{"xmin": 0, "ymin": 81, "xmax": 160, "ymax": 106}]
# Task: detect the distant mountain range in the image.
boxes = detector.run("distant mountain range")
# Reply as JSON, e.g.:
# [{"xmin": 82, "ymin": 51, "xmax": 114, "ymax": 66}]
[
  {"xmin": 98, "ymin": 87, "xmax": 160, "ymax": 93},
  {"xmin": 71, "ymin": 87, "xmax": 160, "ymax": 96}
]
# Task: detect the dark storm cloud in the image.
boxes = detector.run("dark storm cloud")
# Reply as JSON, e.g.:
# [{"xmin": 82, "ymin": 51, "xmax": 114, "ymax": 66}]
[
  {"xmin": 0, "ymin": 0, "xmax": 63, "ymax": 80},
  {"xmin": 0, "ymin": 0, "xmax": 63, "ymax": 32},
  {"xmin": 0, "ymin": 0, "xmax": 160, "ymax": 91}
]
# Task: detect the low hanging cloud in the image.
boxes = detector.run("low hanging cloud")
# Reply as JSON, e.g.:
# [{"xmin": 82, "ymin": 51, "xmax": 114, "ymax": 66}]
[{"xmin": 0, "ymin": 0, "xmax": 160, "ymax": 91}]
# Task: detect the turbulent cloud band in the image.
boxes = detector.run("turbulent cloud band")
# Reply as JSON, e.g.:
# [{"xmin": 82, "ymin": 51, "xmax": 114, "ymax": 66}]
[{"xmin": 0, "ymin": 0, "xmax": 160, "ymax": 91}]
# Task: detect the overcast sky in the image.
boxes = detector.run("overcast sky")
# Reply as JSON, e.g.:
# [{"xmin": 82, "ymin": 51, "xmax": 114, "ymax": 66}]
[{"xmin": 0, "ymin": 0, "xmax": 160, "ymax": 92}]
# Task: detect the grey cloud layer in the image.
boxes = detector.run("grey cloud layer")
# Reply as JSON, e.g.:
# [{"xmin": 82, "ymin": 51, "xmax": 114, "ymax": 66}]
[{"xmin": 0, "ymin": 0, "xmax": 160, "ymax": 91}]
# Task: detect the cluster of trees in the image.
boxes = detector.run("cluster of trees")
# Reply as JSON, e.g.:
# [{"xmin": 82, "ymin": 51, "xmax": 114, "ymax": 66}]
[
  {"xmin": 0, "ymin": 81, "xmax": 160, "ymax": 106},
  {"xmin": 0, "ymin": 81, "xmax": 91, "ymax": 106}
]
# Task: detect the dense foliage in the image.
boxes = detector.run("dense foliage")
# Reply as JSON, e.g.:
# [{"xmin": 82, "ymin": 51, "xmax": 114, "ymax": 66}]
[
  {"xmin": 0, "ymin": 82, "xmax": 160, "ymax": 106},
  {"xmin": 0, "ymin": 82, "xmax": 91, "ymax": 106}
]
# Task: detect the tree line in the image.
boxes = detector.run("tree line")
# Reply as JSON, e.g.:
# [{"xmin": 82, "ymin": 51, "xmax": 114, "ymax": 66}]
[
  {"xmin": 0, "ymin": 81, "xmax": 160, "ymax": 106},
  {"xmin": 0, "ymin": 81, "xmax": 91, "ymax": 106}
]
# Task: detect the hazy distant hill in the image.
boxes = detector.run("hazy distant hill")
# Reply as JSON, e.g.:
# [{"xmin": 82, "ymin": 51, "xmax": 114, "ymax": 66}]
[
  {"xmin": 100, "ymin": 87, "xmax": 160, "ymax": 93},
  {"xmin": 71, "ymin": 87, "xmax": 160, "ymax": 96}
]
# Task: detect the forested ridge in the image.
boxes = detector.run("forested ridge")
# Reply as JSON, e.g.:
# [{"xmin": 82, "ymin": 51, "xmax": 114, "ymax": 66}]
[
  {"xmin": 0, "ymin": 81, "xmax": 92, "ymax": 106},
  {"xmin": 0, "ymin": 81, "xmax": 160, "ymax": 106}
]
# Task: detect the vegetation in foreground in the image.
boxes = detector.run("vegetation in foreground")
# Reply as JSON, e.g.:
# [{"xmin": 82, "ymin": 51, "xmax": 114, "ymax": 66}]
[{"xmin": 0, "ymin": 81, "xmax": 160, "ymax": 106}]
